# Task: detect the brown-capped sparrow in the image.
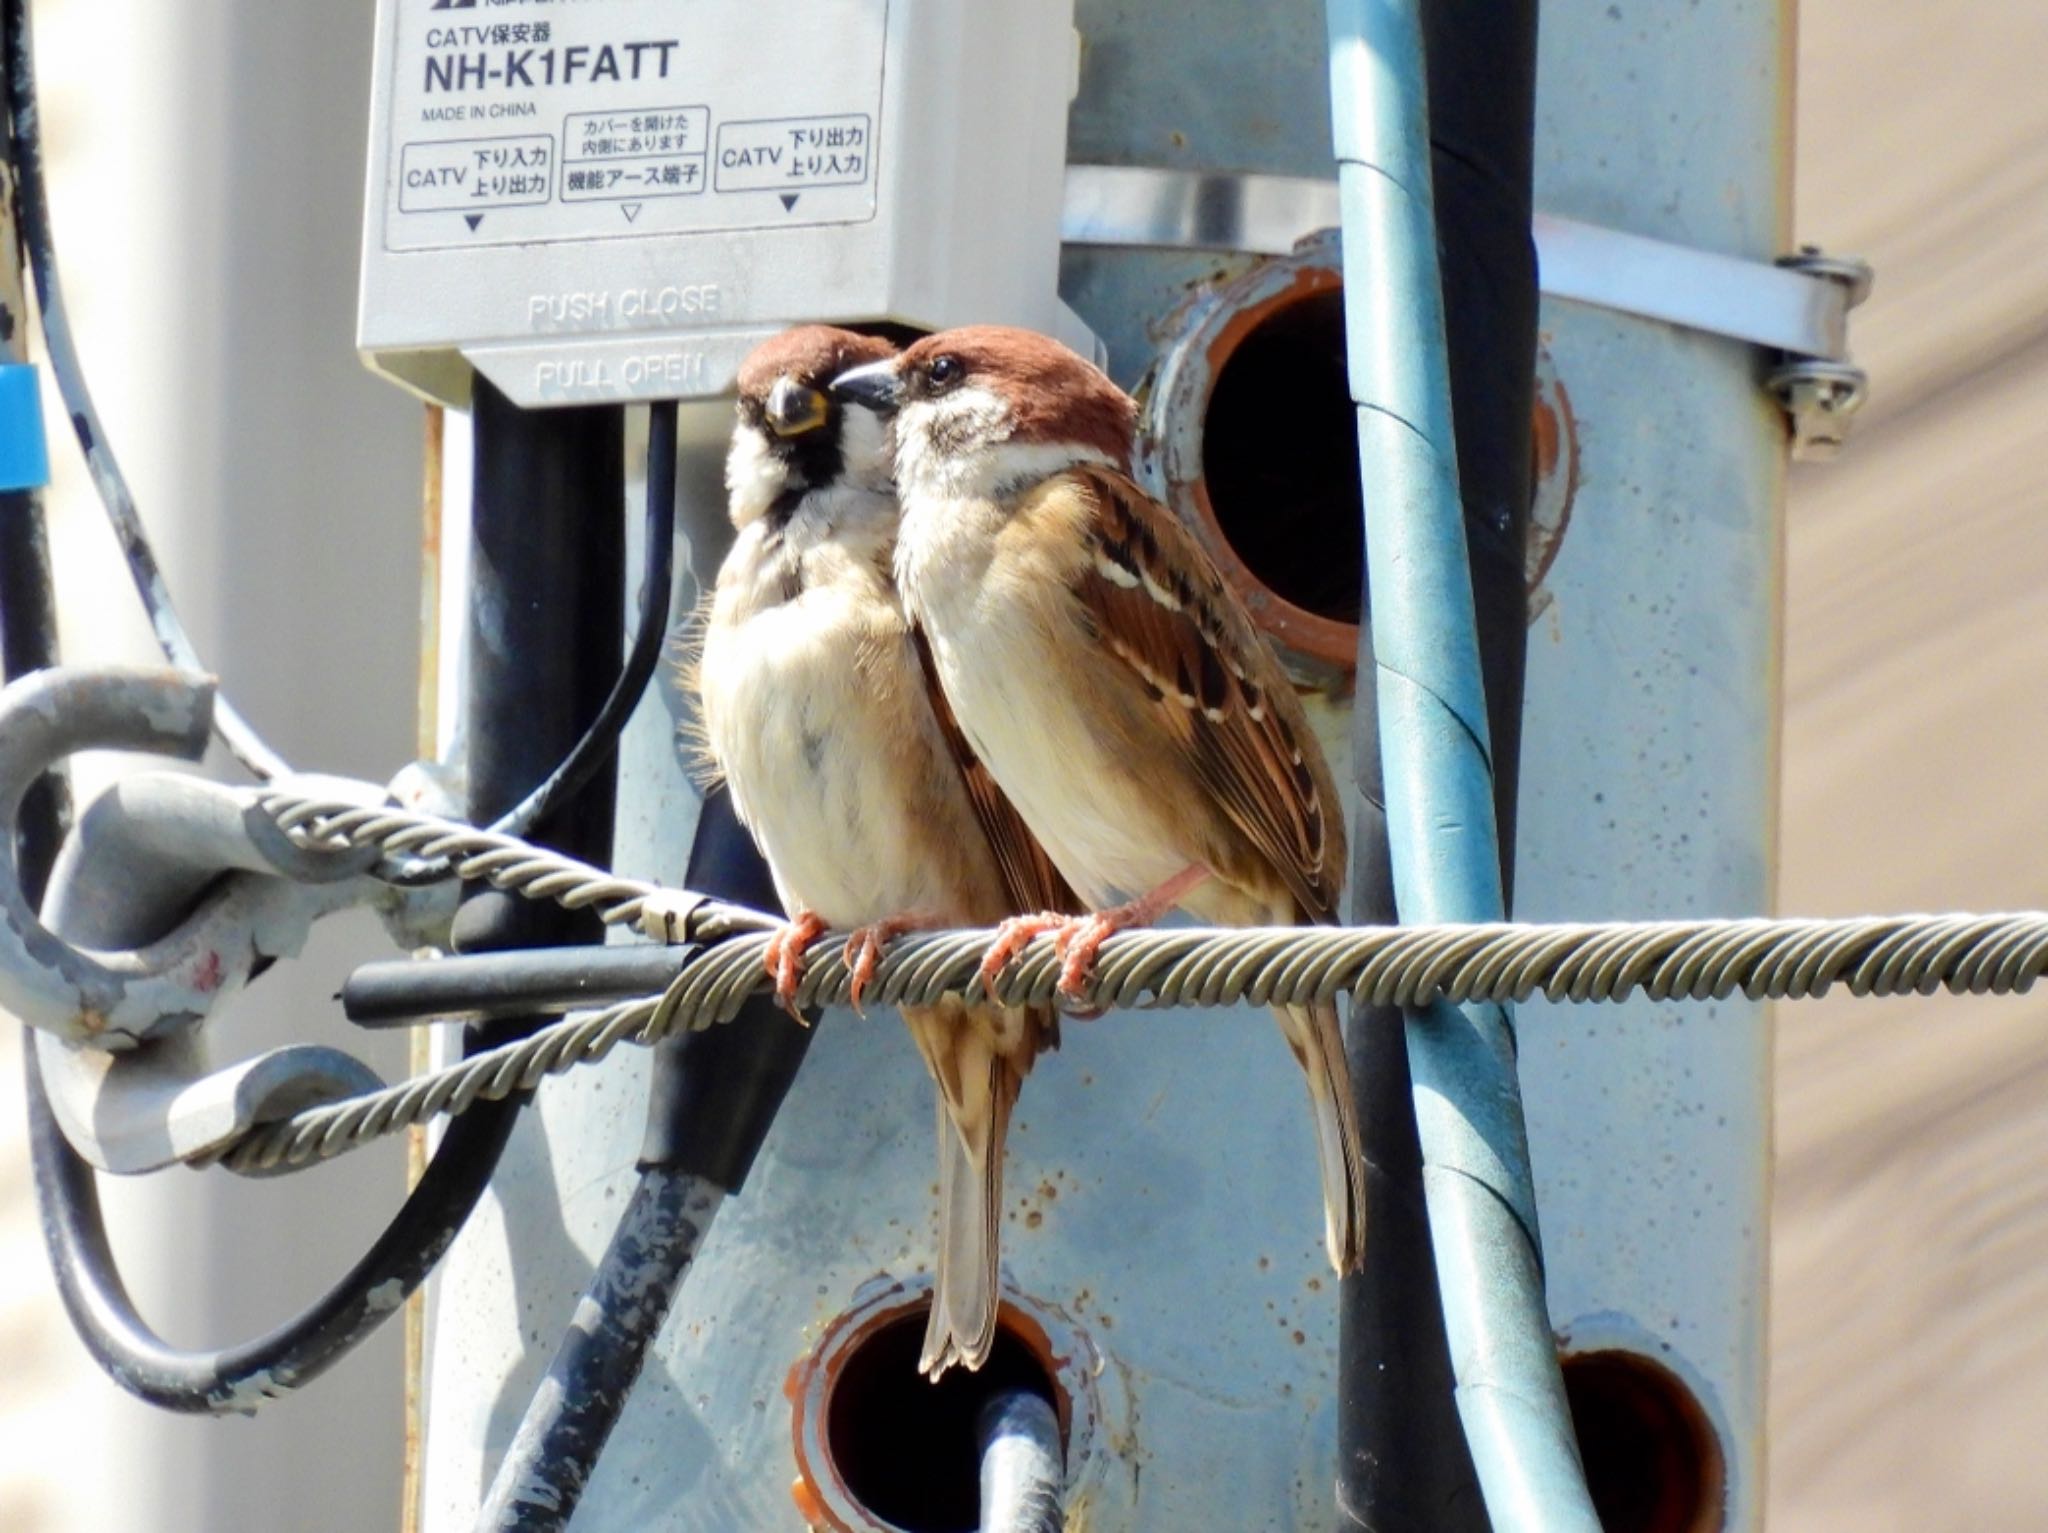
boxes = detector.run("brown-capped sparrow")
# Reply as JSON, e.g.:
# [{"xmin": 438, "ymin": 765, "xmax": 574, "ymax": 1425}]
[
  {"xmin": 832, "ymin": 326, "xmax": 1367, "ymax": 1274},
  {"xmin": 688, "ymin": 325, "xmax": 1077, "ymax": 1375}
]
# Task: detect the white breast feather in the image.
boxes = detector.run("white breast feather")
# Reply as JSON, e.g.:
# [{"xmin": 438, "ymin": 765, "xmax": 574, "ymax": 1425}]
[{"xmin": 699, "ymin": 488, "xmax": 977, "ymax": 926}]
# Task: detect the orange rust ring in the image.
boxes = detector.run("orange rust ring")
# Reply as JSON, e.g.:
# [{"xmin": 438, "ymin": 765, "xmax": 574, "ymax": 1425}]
[
  {"xmin": 786, "ymin": 1274, "xmax": 1101, "ymax": 1532},
  {"xmin": 1135, "ymin": 233, "xmax": 1579, "ymax": 671}
]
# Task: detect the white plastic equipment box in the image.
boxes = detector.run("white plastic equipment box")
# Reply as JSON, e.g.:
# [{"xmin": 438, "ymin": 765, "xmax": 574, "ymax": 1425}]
[{"xmin": 359, "ymin": 0, "xmax": 1082, "ymax": 407}]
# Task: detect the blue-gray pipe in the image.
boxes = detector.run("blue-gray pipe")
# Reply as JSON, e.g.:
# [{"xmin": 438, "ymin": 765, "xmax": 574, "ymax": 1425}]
[
  {"xmin": 1324, "ymin": 2, "xmax": 1601, "ymax": 1528},
  {"xmin": 977, "ymin": 1391, "xmax": 1065, "ymax": 1533}
]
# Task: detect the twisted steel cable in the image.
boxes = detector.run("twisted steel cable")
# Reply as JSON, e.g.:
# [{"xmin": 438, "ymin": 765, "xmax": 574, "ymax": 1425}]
[{"xmin": 219, "ymin": 791, "xmax": 2048, "ymax": 1175}]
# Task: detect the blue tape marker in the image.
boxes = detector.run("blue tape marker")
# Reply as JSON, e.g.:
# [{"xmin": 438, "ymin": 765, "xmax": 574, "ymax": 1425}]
[{"xmin": 0, "ymin": 363, "xmax": 50, "ymax": 492}]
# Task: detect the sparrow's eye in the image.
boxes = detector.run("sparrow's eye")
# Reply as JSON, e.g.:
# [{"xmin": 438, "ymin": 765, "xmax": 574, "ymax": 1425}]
[{"xmin": 926, "ymin": 355, "xmax": 965, "ymax": 390}]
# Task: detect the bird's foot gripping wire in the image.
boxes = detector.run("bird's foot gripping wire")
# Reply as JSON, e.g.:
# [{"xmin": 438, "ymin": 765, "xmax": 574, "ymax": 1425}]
[
  {"xmin": 763, "ymin": 910, "xmax": 829, "ymax": 1017},
  {"xmin": 842, "ymin": 912, "xmax": 943, "ymax": 1015},
  {"xmin": 1050, "ymin": 865, "xmax": 1212, "ymax": 1004},
  {"xmin": 976, "ymin": 913, "xmax": 1072, "ymax": 999}
]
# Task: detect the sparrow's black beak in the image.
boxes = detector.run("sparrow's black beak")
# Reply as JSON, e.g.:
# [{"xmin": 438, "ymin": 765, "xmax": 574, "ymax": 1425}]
[
  {"xmin": 829, "ymin": 359, "xmax": 902, "ymax": 416},
  {"xmin": 764, "ymin": 376, "xmax": 830, "ymax": 437}
]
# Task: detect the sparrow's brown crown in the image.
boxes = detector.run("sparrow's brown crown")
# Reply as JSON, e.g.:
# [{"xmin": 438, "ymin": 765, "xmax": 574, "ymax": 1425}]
[
  {"xmin": 736, "ymin": 325, "xmax": 897, "ymax": 402},
  {"xmin": 896, "ymin": 326, "xmax": 1136, "ymax": 468}
]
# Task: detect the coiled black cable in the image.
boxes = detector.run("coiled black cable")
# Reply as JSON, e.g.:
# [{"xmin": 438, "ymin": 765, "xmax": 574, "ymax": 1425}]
[{"xmin": 26, "ymin": 1044, "xmax": 523, "ymax": 1414}]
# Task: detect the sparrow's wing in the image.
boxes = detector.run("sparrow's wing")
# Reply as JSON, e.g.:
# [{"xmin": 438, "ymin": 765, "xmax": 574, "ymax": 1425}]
[
  {"xmin": 1055, "ymin": 465, "xmax": 1345, "ymax": 923},
  {"xmin": 912, "ymin": 625, "xmax": 1084, "ymax": 919}
]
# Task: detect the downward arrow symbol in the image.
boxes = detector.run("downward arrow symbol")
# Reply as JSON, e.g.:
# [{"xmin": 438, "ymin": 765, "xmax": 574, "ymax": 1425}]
[
  {"xmin": 621, "ymin": 203, "xmax": 642, "ymax": 223},
  {"xmin": 463, "ymin": 213, "xmax": 484, "ymax": 231},
  {"xmin": 779, "ymin": 193, "xmax": 800, "ymax": 212}
]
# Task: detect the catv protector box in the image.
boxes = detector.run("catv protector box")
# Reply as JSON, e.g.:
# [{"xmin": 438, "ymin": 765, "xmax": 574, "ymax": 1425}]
[{"xmin": 359, "ymin": 0, "xmax": 1082, "ymax": 407}]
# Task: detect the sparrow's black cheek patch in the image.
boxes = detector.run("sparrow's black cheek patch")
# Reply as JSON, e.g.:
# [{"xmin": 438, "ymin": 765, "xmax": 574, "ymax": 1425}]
[{"xmin": 928, "ymin": 409, "xmax": 982, "ymax": 458}]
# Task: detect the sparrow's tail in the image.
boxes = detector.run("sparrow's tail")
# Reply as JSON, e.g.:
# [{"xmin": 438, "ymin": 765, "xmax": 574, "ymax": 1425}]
[
  {"xmin": 1275, "ymin": 999, "xmax": 1368, "ymax": 1275},
  {"xmin": 902, "ymin": 1000, "xmax": 1032, "ymax": 1378}
]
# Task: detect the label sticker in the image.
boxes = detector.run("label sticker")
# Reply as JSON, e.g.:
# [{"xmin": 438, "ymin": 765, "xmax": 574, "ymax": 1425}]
[{"xmin": 383, "ymin": 0, "xmax": 886, "ymax": 251}]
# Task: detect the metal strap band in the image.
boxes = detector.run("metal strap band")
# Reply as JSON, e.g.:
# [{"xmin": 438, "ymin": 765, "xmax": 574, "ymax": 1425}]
[
  {"xmin": 0, "ymin": 363, "xmax": 49, "ymax": 492},
  {"xmin": 1062, "ymin": 164, "xmax": 1854, "ymax": 361}
]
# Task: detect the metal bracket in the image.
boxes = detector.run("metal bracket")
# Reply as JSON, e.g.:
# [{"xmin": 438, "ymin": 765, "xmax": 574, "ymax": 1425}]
[
  {"xmin": 1765, "ymin": 248, "xmax": 1875, "ymax": 460},
  {"xmin": 0, "ymin": 667, "xmax": 453, "ymax": 1173},
  {"xmin": 1061, "ymin": 163, "xmax": 1873, "ymax": 458}
]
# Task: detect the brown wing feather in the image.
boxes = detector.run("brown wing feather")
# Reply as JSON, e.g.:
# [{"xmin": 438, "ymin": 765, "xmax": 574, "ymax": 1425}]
[
  {"xmin": 911, "ymin": 625, "xmax": 1084, "ymax": 921},
  {"xmin": 1060, "ymin": 466, "xmax": 1346, "ymax": 923}
]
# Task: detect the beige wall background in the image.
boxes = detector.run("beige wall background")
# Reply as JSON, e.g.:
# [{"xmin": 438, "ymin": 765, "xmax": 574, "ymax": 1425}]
[
  {"xmin": 1775, "ymin": 5, "xmax": 2048, "ymax": 1528},
  {"xmin": 2, "ymin": 1, "xmax": 2044, "ymax": 1527}
]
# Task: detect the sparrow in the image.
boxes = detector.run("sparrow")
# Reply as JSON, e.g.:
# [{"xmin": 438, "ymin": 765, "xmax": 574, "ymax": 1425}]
[
  {"xmin": 831, "ymin": 326, "xmax": 1368, "ymax": 1274},
  {"xmin": 689, "ymin": 325, "xmax": 1078, "ymax": 1374}
]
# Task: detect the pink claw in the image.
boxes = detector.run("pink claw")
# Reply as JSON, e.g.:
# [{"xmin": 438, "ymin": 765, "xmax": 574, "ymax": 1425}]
[
  {"xmin": 763, "ymin": 911, "xmax": 828, "ymax": 1017},
  {"xmin": 977, "ymin": 912, "xmax": 1071, "ymax": 997},
  {"xmin": 1053, "ymin": 911, "xmax": 1125, "ymax": 1003}
]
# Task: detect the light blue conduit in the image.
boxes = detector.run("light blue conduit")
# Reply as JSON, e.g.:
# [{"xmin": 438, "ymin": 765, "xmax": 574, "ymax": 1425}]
[{"xmin": 1323, "ymin": 2, "xmax": 1603, "ymax": 1528}]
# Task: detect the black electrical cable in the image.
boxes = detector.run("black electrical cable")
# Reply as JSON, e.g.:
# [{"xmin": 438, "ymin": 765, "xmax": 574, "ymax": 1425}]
[
  {"xmin": 476, "ymin": 399, "xmax": 813, "ymax": 1526},
  {"xmin": 343, "ymin": 943, "xmax": 692, "ymax": 1029},
  {"xmin": 383, "ymin": 400, "xmax": 677, "ymax": 888},
  {"xmin": 27, "ymin": 1046, "xmax": 522, "ymax": 1413},
  {"xmin": 1337, "ymin": 1, "xmax": 1541, "ymax": 1528},
  {"xmin": 472, "ymin": 1164, "xmax": 720, "ymax": 1531},
  {"xmin": 477, "ymin": 786, "xmax": 814, "ymax": 1531},
  {"xmin": 498, "ymin": 399, "xmax": 676, "ymax": 841},
  {"xmin": 1, "ymin": 0, "xmax": 69, "ymax": 941},
  {"xmin": 2, "ymin": 0, "xmax": 284, "ymax": 780}
]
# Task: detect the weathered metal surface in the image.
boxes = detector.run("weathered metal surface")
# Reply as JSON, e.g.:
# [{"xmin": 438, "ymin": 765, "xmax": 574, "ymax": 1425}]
[
  {"xmin": 0, "ymin": 668, "xmax": 218, "ymax": 1041},
  {"xmin": 474, "ymin": 1172, "xmax": 726, "ymax": 1528},
  {"xmin": 1517, "ymin": 2, "xmax": 1792, "ymax": 1526},
  {"xmin": 34, "ymin": 1020, "xmax": 385, "ymax": 1176},
  {"xmin": 1134, "ymin": 234, "xmax": 1358, "ymax": 672},
  {"xmin": 1063, "ymin": 165, "xmax": 1857, "ymax": 362}
]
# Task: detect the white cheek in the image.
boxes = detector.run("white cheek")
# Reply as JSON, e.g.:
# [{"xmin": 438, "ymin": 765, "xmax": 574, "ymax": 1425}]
[
  {"xmin": 895, "ymin": 386, "xmax": 1011, "ymax": 500},
  {"xmin": 896, "ymin": 388, "xmax": 1120, "ymax": 505},
  {"xmin": 724, "ymin": 422, "xmax": 785, "ymax": 527}
]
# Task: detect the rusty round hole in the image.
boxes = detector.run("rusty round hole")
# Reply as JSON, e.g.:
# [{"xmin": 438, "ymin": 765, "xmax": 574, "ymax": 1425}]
[
  {"xmin": 1145, "ymin": 236, "xmax": 1578, "ymax": 675},
  {"xmin": 1199, "ymin": 286, "xmax": 1365, "ymax": 631},
  {"xmin": 789, "ymin": 1279, "xmax": 1098, "ymax": 1533},
  {"xmin": 823, "ymin": 1310, "xmax": 1058, "ymax": 1532},
  {"xmin": 1560, "ymin": 1349, "xmax": 1726, "ymax": 1533}
]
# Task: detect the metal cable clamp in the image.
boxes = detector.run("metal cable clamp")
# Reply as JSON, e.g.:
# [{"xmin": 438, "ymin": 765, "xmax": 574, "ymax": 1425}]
[{"xmin": 0, "ymin": 667, "xmax": 452, "ymax": 1172}]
